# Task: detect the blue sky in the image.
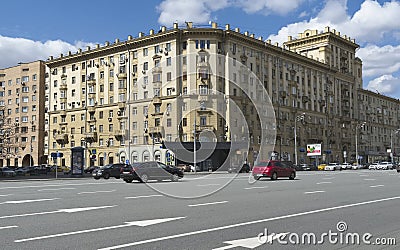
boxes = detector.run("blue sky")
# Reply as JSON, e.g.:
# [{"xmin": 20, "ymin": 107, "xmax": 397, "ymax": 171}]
[{"xmin": 1, "ymin": 0, "xmax": 399, "ymax": 98}]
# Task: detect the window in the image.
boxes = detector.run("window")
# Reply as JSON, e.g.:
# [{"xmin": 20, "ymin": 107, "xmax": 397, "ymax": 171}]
[
  {"xmin": 22, "ymin": 107, "xmax": 28, "ymax": 113},
  {"xmin": 72, "ymin": 89, "xmax": 76, "ymax": 97},
  {"xmin": 154, "ymin": 45, "xmax": 160, "ymax": 54},
  {"xmin": 154, "ymin": 88, "xmax": 160, "ymax": 97},
  {"xmin": 32, "ymin": 74, "xmax": 37, "ymax": 81},
  {"xmin": 109, "ymin": 82, "xmax": 114, "ymax": 91},
  {"xmin": 132, "ymin": 107, "xmax": 137, "ymax": 115},
  {"xmin": 109, "ymin": 124, "xmax": 113, "ymax": 132},
  {"xmin": 155, "ymin": 118, "xmax": 161, "ymax": 127},
  {"xmin": 100, "ymin": 71, "xmax": 104, "ymax": 79},
  {"xmin": 22, "ymin": 116, "xmax": 28, "ymax": 123},
  {"xmin": 81, "ymin": 114, "xmax": 85, "ymax": 121},
  {"xmin": 143, "ymin": 48, "xmax": 148, "ymax": 56},
  {"xmin": 110, "ymin": 69, "xmax": 114, "ymax": 77},
  {"xmin": 200, "ymin": 116, "xmax": 207, "ymax": 126},
  {"xmin": 22, "ymin": 76, "xmax": 29, "ymax": 82},
  {"xmin": 22, "ymin": 97, "xmax": 29, "ymax": 103},
  {"xmin": 143, "ymin": 62, "xmax": 148, "ymax": 71},
  {"xmin": 167, "ymin": 88, "xmax": 173, "ymax": 96},
  {"xmin": 132, "ymin": 122, "xmax": 137, "ymax": 130},
  {"xmin": 133, "ymin": 50, "xmax": 138, "ymax": 59},
  {"xmin": 199, "ymin": 85, "xmax": 208, "ymax": 95},
  {"xmin": 53, "ymin": 80, "xmax": 58, "ymax": 87},
  {"xmin": 155, "ymin": 104, "xmax": 161, "ymax": 113},
  {"xmin": 167, "ymin": 72, "xmax": 172, "ymax": 81},
  {"xmin": 182, "ymin": 118, "xmax": 187, "ymax": 127},
  {"xmin": 71, "ymin": 115, "xmax": 75, "ymax": 122},
  {"xmin": 167, "ymin": 119, "xmax": 172, "ymax": 127},
  {"xmin": 166, "ymin": 57, "xmax": 171, "ymax": 66}
]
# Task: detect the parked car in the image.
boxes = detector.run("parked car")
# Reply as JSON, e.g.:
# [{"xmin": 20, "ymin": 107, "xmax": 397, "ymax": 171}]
[
  {"xmin": 121, "ymin": 161, "xmax": 184, "ymax": 183},
  {"xmin": 227, "ymin": 163, "xmax": 250, "ymax": 173},
  {"xmin": 93, "ymin": 163, "xmax": 127, "ymax": 179},
  {"xmin": 379, "ymin": 162, "xmax": 393, "ymax": 170},
  {"xmin": 0, "ymin": 167, "xmax": 16, "ymax": 177},
  {"xmin": 317, "ymin": 164, "xmax": 327, "ymax": 171},
  {"xmin": 396, "ymin": 163, "xmax": 400, "ymax": 173},
  {"xmin": 352, "ymin": 163, "xmax": 364, "ymax": 170},
  {"xmin": 84, "ymin": 166, "xmax": 100, "ymax": 173},
  {"xmin": 341, "ymin": 163, "xmax": 352, "ymax": 170},
  {"xmin": 368, "ymin": 163, "xmax": 380, "ymax": 170},
  {"xmin": 324, "ymin": 163, "xmax": 341, "ymax": 171},
  {"xmin": 252, "ymin": 160, "xmax": 296, "ymax": 180},
  {"xmin": 176, "ymin": 164, "xmax": 191, "ymax": 172},
  {"xmin": 299, "ymin": 164, "xmax": 312, "ymax": 171},
  {"xmin": 15, "ymin": 166, "xmax": 36, "ymax": 175}
]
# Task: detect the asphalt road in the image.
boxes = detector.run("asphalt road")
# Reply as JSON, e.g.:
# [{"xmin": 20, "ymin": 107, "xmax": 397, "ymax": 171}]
[{"xmin": 0, "ymin": 169, "xmax": 399, "ymax": 250}]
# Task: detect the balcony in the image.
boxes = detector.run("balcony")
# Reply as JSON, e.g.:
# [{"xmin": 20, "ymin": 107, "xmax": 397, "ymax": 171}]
[
  {"xmin": 118, "ymin": 101, "xmax": 126, "ymax": 109},
  {"xmin": 302, "ymin": 96, "xmax": 309, "ymax": 103},
  {"xmin": 117, "ymin": 73, "xmax": 127, "ymax": 79},
  {"xmin": 151, "ymin": 67, "xmax": 162, "ymax": 74},
  {"xmin": 118, "ymin": 87, "xmax": 127, "ymax": 95},
  {"xmin": 60, "ymin": 83, "xmax": 68, "ymax": 90},
  {"xmin": 196, "ymin": 125, "xmax": 215, "ymax": 132},
  {"xmin": 114, "ymin": 130, "xmax": 127, "ymax": 140},
  {"xmin": 88, "ymin": 92, "xmax": 96, "ymax": 99},
  {"xmin": 153, "ymin": 81, "xmax": 162, "ymax": 89},
  {"xmin": 152, "ymin": 96, "xmax": 162, "ymax": 104},
  {"xmin": 59, "ymin": 110, "xmax": 67, "ymax": 116},
  {"xmin": 87, "ymin": 106, "xmax": 96, "ymax": 113},
  {"xmin": 197, "ymin": 61, "xmax": 208, "ymax": 69},
  {"xmin": 55, "ymin": 133, "xmax": 69, "ymax": 144},
  {"xmin": 148, "ymin": 127, "xmax": 163, "ymax": 135},
  {"xmin": 198, "ymin": 95, "xmax": 209, "ymax": 103},
  {"xmin": 87, "ymin": 79, "xmax": 96, "ymax": 86},
  {"xmin": 60, "ymin": 97, "xmax": 67, "ymax": 103},
  {"xmin": 84, "ymin": 132, "xmax": 98, "ymax": 143}
]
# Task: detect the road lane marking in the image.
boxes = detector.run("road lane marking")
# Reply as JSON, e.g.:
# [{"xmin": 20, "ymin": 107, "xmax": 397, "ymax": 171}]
[
  {"xmin": 38, "ymin": 188, "xmax": 76, "ymax": 191},
  {"xmin": 125, "ymin": 195, "xmax": 163, "ymax": 199},
  {"xmin": 0, "ymin": 198, "xmax": 60, "ymax": 205},
  {"xmin": 98, "ymin": 195, "xmax": 400, "ymax": 250},
  {"xmin": 316, "ymin": 182, "xmax": 332, "ymax": 185},
  {"xmin": 0, "ymin": 194, "xmax": 12, "ymax": 197},
  {"xmin": 196, "ymin": 184, "xmax": 221, "ymax": 187},
  {"xmin": 0, "ymin": 225, "xmax": 18, "ymax": 230},
  {"xmin": 77, "ymin": 190, "xmax": 116, "ymax": 195},
  {"xmin": 304, "ymin": 191, "xmax": 325, "ymax": 194},
  {"xmin": 15, "ymin": 217, "xmax": 185, "ymax": 243},
  {"xmin": 0, "ymin": 205, "xmax": 117, "ymax": 219},
  {"xmin": 370, "ymin": 185, "xmax": 385, "ymax": 188},
  {"xmin": 322, "ymin": 177, "xmax": 335, "ymax": 180},
  {"xmin": 188, "ymin": 201, "xmax": 228, "ymax": 207},
  {"xmin": 0, "ymin": 181, "xmax": 123, "ymax": 190},
  {"xmin": 364, "ymin": 179, "xmax": 376, "ymax": 181},
  {"xmin": 244, "ymin": 186, "xmax": 268, "ymax": 190},
  {"xmin": 213, "ymin": 233, "xmax": 289, "ymax": 250}
]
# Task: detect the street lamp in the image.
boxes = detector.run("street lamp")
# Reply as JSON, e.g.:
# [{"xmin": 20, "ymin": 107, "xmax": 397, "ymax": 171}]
[
  {"xmin": 355, "ymin": 122, "xmax": 366, "ymax": 166},
  {"xmin": 294, "ymin": 113, "xmax": 305, "ymax": 166},
  {"xmin": 390, "ymin": 128, "xmax": 400, "ymax": 164}
]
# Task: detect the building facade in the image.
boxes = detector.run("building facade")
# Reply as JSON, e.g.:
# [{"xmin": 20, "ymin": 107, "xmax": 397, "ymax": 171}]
[
  {"xmin": 45, "ymin": 22, "xmax": 400, "ymax": 169},
  {"xmin": 0, "ymin": 61, "xmax": 46, "ymax": 167}
]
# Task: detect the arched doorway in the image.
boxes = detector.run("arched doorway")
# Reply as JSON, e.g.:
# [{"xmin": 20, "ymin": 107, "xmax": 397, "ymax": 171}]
[{"xmin": 22, "ymin": 154, "xmax": 34, "ymax": 167}]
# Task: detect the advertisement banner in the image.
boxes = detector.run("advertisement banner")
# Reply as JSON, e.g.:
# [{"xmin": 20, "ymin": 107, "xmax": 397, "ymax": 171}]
[{"xmin": 307, "ymin": 144, "xmax": 322, "ymax": 156}]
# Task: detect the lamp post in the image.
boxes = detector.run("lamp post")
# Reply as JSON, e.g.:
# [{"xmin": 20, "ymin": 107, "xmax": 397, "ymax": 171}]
[
  {"xmin": 294, "ymin": 113, "xmax": 305, "ymax": 166},
  {"xmin": 390, "ymin": 129, "xmax": 400, "ymax": 164},
  {"xmin": 355, "ymin": 122, "xmax": 366, "ymax": 166}
]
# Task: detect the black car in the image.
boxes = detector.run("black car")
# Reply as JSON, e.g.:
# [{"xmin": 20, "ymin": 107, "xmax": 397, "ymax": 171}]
[
  {"xmin": 227, "ymin": 163, "xmax": 250, "ymax": 173},
  {"xmin": 121, "ymin": 161, "xmax": 184, "ymax": 183},
  {"xmin": 85, "ymin": 166, "xmax": 100, "ymax": 174},
  {"xmin": 92, "ymin": 163, "xmax": 127, "ymax": 179}
]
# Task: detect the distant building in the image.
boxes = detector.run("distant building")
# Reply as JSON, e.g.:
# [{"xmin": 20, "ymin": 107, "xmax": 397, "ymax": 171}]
[
  {"xmin": 0, "ymin": 61, "xmax": 46, "ymax": 167},
  {"xmin": 44, "ymin": 22, "xmax": 400, "ymax": 169}
]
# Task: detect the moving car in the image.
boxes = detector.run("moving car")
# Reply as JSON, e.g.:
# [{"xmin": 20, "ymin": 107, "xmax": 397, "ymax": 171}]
[
  {"xmin": 227, "ymin": 163, "xmax": 250, "ymax": 173},
  {"xmin": 121, "ymin": 161, "xmax": 184, "ymax": 183},
  {"xmin": 324, "ymin": 163, "xmax": 341, "ymax": 171},
  {"xmin": 317, "ymin": 164, "xmax": 327, "ymax": 171},
  {"xmin": 252, "ymin": 160, "xmax": 296, "ymax": 180},
  {"xmin": 92, "ymin": 163, "xmax": 128, "ymax": 179}
]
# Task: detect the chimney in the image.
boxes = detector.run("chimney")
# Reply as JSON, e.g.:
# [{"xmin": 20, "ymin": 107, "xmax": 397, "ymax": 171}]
[
  {"xmin": 138, "ymin": 32, "xmax": 144, "ymax": 38},
  {"xmin": 186, "ymin": 22, "xmax": 193, "ymax": 28},
  {"xmin": 127, "ymin": 35, "xmax": 133, "ymax": 40},
  {"xmin": 225, "ymin": 24, "xmax": 230, "ymax": 30},
  {"xmin": 115, "ymin": 38, "xmax": 120, "ymax": 43},
  {"xmin": 149, "ymin": 29, "xmax": 154, "ymax": 35},
  {"xmin": 288, "ymin": 36, "xmax": 292, "ymax": 41},
  {"xmin": 105, "ymin": 41, "xmax": 110, "ymax": 46},
  {"xmin": 173, "ymin": 22, "xmax": 178, "ymax": 29},
  {"xmin": 161, "ymin": 26, "xmax": 166, "ymax": 32}
]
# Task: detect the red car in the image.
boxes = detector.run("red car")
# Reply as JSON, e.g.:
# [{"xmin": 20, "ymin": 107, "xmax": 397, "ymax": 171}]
[{"xmin": 252, "ymin": 160, "xmax": 296, "ymax": 180}]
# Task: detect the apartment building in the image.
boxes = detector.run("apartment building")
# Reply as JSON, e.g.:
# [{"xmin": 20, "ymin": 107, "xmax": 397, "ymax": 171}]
[
  {"xmin": 45, "ymin": 22, "xmax": 400, "ymax": 169},
  {"xmin": 0, "ymin": 61, "xmax": 46, "ymax": 167}
]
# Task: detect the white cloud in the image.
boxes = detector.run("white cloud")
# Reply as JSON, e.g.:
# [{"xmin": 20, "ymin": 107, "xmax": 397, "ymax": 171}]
[
  {"xmin": 157, "ymin": 0, "xmax": 229, "ymax": 26},
  {"xmin": 236, "ymin": 0, "xmax": 305, "ymax": 15},
  {"xmin": 366, "ymin": 75, "xmax": 400, "ymax": 97},
  {"xmin": 0, "ymin": 36, "xmax": 94, "ymax": 69},
  {"xmin": 357, "ymin": 44, "xmax": 400, "ymax": 77}
]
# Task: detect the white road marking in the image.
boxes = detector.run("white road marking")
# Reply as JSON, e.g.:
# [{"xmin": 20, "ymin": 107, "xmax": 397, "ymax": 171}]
[
  {"xmin": 364, "ymin": 179, "xmax": 376, "ymax": 181},
  {"xmin": 213, "ymin": 233, "xmax": 288, "ymax": 250},
  {"xmin": 316, "ymin": 182, "xmax": 332, "ymax": 185},
  {"xmin": 38, "ymin": 188, "xmax": 76, "ymax": 191},
  {"xmin": 244, "ymin": 186, "xmax": 268, "ymax": 190},
  {"xmin": 15, "ymin": 217, "xmax": 185, "ymax": 243},
  {"xmin": 304, "ymin": 190, "xmax": 325, "ymax": 194},
  {"xmin": 196, "ymin": 184, "xmax": 221, "ymax": 187},
  {"xmin": 98, "ymin": 195, "xmax": 400, "ymax": 250},
  {"xmin": 0, "ymin": 225, "xmax": 18, "ymax": 230},
  {"xmin": 359, "ymin": 175, "xmax": 369, "ymax": 177},
  {"xmin": 370, "ymin": 185, "xmax": 385, "ymax": 188},
  {"xmin": 322, "ymin": 177, "xmax": 335, "ymax": 180},
  {"xmin": 77, "ymin": 190, "xmax": 116, "ymax": 195},
  {"xmin": 0, "ymin": 194, "xmax": 12, "ymax": 197},
  {"xmin": 0, "ymin": 181, "xmax": 123, "ymax": 190},
  {"xmin": 0, "ymin": 205, "xmax": 117, "ymax": 219},
  {"xmin": 0, "ymin": 198, "xmax": 59, "ymax": 205},
  {"xmin": 125, "ymin": 195, "xmax": 163, "ymax": 199},
  {"xmin": 188, "ymin": 201, "xmax": 229, "ymax": 207}
]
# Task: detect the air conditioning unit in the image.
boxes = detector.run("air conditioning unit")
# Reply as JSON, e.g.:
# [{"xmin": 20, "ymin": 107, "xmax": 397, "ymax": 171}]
[
  {"xmin": 166, "ymin": 111, "xmax": 169, "ymax": 116},
  {"xmin": 164, "ymin": 51, "xmax": 168, "ymax": 56},
  {"xmin": 108, "ymin": 117, "xmax": 112, "ymax": 122},
  {"xmin": 33, "ymin": 90, "xmax": 37, "ymax": 93},
  {"xmin": 142, "ymin": 70, "xmax": 146, "ymax": 74},
  {"xmin": 77, "ymin": 102, "xmax": 80, "ymax": 105},
  {"xmin": 117, "ymin": 111, "xmax": 121, "ymax": 116},
  {"xmin": 21, "ymin": 82, "xmax": 26, "ymax": 85},
  {"xmin": 132, "ymin": 73, "xmax": 136, "ymax": 76},
  {"xmin": 159, "ymin": 49, "xmax": 163, "ymax": 53}
]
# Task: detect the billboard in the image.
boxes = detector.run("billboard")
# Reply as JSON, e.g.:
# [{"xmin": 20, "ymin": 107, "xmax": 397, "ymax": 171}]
[{"xmin": 307, "ymin": 144, "xmax": 322, "ymax": 156}]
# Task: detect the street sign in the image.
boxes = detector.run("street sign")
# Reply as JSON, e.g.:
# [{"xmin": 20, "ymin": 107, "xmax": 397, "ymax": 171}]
[
  {"xmin": 125, "ymin": 160, "xmax": 130, "ymax": 164},
  {"xmin": 51, "ymin": 152, "xmax": 63, "ymax": 158}
]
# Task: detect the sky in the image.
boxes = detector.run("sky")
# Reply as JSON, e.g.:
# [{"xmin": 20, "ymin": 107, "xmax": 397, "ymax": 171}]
[{"xmin": 0, "ymin": 0, "xmax": 399, "ymax": 99}]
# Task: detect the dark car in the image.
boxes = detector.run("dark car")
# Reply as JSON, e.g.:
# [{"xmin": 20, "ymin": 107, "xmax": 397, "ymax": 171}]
[
  {"xmin": 92, "ymin": 163, "xmax": 127, "ymax": 179},
  {"xmin": 85, "ymin": 166, "xmax": 100, "ymax": 174},
  {"xmin": 0, "ymin": 167, "xmax": 16, "ymax": 177},
  {"xmin": 15, "ymin": 166, "xmax": 36, "ymax": 175},
  {"xmin": 396, "ymin": 163, "xmax": 400, "ymax": 173},
  {"xmin": 227, "ymin": 163, "xmax": 250, "ymax": 173},
  {"xmin": 252, "ymin": 160, "xmax": 296, "ymax": 180},
  {"xmin": 121, "ymin": 161, "xmax": 184, "ymax": 183}
]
